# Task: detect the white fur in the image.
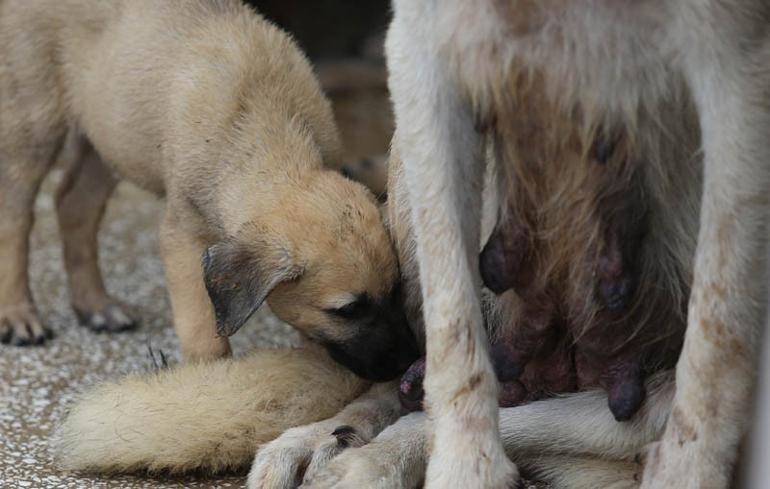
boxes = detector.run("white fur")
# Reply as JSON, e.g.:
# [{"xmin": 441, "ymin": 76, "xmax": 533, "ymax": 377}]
[
  {"xmin": 385, "ymin": 0, "xmax": 770, "ymax": 487},
  {"xmin": 305, "ymin": 372, "xmax": 674, "ymax": 489}
]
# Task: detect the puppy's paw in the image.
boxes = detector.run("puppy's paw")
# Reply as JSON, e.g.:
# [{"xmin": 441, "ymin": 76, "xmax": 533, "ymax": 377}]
[
  {"xmin": 302, "ymin": 426, "xmax": 367, "ymax": 482},
  {"xmin": 302, "ymin": 445, "xmax": 408, "ymax": 489},
  {"xmin": 74, "ymin": 301, "xmax": 136, "ymax": 333},
  {"xmin": 0, "ymin": 302, "xmax": 52, "ymax": 346},
  {"xmin": 248, "ymin": 423, "xmax": 366, "ymax": 489}
]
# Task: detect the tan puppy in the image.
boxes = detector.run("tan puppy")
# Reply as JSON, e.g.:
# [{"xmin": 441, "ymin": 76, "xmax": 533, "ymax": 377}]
[{"xmin": 0, "ymin": 0, "xmax": 417, "ymax": 378}]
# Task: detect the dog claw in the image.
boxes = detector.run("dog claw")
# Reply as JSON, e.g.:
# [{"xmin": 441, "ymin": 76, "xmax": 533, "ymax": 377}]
[
  {"xmin": 0, "ymin": 305, "xmax": 52, "ymax": 346},
  {"xmin": 75, "ymin": 302, "xmax": 136, "ymax": 333}
]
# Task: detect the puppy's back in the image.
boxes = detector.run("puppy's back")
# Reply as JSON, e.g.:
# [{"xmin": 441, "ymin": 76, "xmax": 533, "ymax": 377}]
[{"xmin": 1, "ymin": 0, "xmax": 341, "ymax": 192}]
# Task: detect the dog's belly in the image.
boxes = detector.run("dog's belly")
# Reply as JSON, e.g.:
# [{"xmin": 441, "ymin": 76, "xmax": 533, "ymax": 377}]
[
  {"xmin": 444, "ymin": 0, "xmax": 682, "ymax": 124},
  {"xmin": 425, "ymin": 0, "xmax": 701, "ymax": 420}
]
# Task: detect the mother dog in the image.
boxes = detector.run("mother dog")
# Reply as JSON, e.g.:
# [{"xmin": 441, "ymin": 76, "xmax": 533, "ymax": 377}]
[{"xmin": 385, "ymin": 1, "xmax": 769, "ymax": 488}]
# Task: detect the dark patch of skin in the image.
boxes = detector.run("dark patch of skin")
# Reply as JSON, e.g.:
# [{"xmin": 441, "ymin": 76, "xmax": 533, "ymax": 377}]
[{"xmin": 320, "ymin": 288, "xmax": 420, "ymax": 382}]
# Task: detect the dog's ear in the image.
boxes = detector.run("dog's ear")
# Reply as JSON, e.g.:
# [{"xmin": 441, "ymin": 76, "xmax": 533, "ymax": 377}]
[{"xmin": 202, "ymin": 239, "xmax": 302, "ymax": 337}]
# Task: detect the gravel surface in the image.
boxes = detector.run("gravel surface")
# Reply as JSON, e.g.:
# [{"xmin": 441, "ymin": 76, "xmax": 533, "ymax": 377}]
[{"xmin": 0, "ymin": 173, "xmax": 298, "ymax": 488}]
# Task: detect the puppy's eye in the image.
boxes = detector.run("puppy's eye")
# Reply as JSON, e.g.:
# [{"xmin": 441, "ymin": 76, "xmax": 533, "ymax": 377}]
[{"xmin": 327, "ymin": 295, "xmax": 371, "ymax": 319}]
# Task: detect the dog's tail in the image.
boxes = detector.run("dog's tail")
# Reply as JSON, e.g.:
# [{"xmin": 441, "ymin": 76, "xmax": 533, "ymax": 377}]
[{"xmin": 53, "ymin": 346, "xmax": 369, "ymax": 474}]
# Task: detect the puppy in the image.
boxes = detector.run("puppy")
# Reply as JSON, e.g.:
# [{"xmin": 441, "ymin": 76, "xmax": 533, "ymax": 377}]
[
  {"xmin": 0, "ymin": 0, "xmax": 417, "ymax": 379},
  {"xmin": 382, "ymin": 1, "xmax": 769, "ymax": 488}
]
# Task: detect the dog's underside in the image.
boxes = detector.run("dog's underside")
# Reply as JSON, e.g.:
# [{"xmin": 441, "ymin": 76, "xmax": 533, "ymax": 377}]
[{"xmin": 383, "ymin": 1, "xmax": 769, "ymax": 488}]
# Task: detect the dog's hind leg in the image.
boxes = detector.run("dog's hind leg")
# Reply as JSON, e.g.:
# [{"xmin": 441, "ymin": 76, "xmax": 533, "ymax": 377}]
[
  {"xmin": 386, "ymin": 4, "xmax": 517, "ymax": 487},
  {"xmin": 0, "ymin": 95, "xmax": 62, "ymax": 345},
  {"xmin": 641, "ymin": 4, "xmax": 770, "ymax": 487},
  {"xmin": 0, "ymin": 146, "xmax": 57, "ymax": 345},
  {"xmin": 56, "ymin": 137, "xmax": 136, "ymax": 333}
]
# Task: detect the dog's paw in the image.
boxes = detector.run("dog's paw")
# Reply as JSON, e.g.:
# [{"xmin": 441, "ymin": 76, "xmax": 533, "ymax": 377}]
[
  {"xmin": 301, "ymin": 443, "xmax": 417, "ymax": 489},
  {"xmin": 426, "ymin": 420, "xmax": 519, "ymax": 489},
  {"xmin": 0, "ymin": 302, "xmax": 52, "ymax": 346},
  {"xmin": 74, "ymin": 301, "xmax": 136, "ymax": 333},
  {"xmin": 639, "ymin": 437, "xmax": 730, "ymax": 489},
  {"xmin": 248, "ymin": 423, "xmax": 366, "ymax": 489}
]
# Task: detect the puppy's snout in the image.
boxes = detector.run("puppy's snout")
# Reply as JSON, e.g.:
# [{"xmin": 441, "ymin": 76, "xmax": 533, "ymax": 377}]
[{"xmin": 321, "ymin": 301, "xmax": 420, "ymax": 382}]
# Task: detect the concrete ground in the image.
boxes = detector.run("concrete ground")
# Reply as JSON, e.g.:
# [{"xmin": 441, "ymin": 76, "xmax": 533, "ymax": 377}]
[{"xmin": 1, "ymin": 173, "xmax": 298, "ymax": 488}]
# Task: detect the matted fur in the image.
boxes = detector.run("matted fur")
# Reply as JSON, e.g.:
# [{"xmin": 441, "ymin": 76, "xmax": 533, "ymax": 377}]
[{"xmin": 53, "ymin": 346, "xmax": 369, "ymax": 474}]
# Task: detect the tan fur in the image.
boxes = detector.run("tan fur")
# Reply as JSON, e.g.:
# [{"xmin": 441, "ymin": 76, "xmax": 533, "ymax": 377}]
[
  {"xmin": 54, "ymin": 345, "xmax": 369, "ymax": 473},
  {"xmin": 0, "ymin": 0, "xmax": 403, "ymax": 366}
]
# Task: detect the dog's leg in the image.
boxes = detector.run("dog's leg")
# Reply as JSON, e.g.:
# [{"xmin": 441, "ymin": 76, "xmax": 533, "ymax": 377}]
[
  {"xmin": 306, "ymin": 374, "xmax": 675, "ymax": 489},
  {"xmin": 247, "ymin": 381, "xmax": 400, "ymax": 489},
  {"xmin": 0, "ymin": 146, "xmax": 57, "ymax": 345},
  {"xmin": 159, "ymin": 210, "xmax": 230, "ymax": 362},
  {"xmin": 303, "ymin": 411, "xmax": 428, "ymax": 489},
  {"xmin": 386, "ymin": 4, "xmax": 516, "ymax": 488},
  {"xmin": 56, "ymin": 141, "xmax": 135, "ymax": 333},
  {"xmin": 641, "ymin": 6, "xmax": 770, "ymax": 487}
]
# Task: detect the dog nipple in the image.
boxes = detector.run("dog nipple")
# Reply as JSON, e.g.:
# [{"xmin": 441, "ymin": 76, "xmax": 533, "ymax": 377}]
[
  {"xmin": 498, "ymin": 379, "xmax": 528, "ymax": 408},
  {"xmin": 597, "ymin": 227, "xmax": 636, "ymax": 314},
  {"xmin": 603, "ymin": 359, "xmax": 646, "ymax": 422},
  {"xmin": 491, "ymin": 342, "xmax": 525, "ymax": 382},
  {"xmin": 399, "ymin": 357, "xmax": 426, "ymax": 412},
  {"xmin": 480, "ymin": 215, "xmax": 532, "ymax": 295}
]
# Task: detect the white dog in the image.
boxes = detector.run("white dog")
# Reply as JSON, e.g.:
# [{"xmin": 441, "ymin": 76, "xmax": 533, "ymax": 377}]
[
  {"xmin": 380, "ymin": 1, "xmax": 769, "ymax": 488},
  {"xmin": 253, "ymin": 2, "xmax": 767, "ymax": 488}
]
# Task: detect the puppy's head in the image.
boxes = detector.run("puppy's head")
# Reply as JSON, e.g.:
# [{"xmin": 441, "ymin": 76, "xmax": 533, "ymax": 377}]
[{"xmin": 203, "ymin": 173, "xmax": 418, "ymax": 381}]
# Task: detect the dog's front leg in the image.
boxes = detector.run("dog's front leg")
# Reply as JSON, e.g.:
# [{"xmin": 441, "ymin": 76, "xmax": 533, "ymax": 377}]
[
  {"xmin": 248, "ymin": 381, "xmax": 400, "ymax": 489},
  {"xmin": 303, "ymin": 411, "xmax": 429, "ymax": 489},
  {"xmin": 386, "ymin": 4, "xmax": 517, "ymax": 488},
  {"xmin": 159, "ymin": 208, "xmax": 231, "ymax": 362},
  {"xmin": 641, "ymin": 6, "xmax": 770, "ymax": 487}
]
